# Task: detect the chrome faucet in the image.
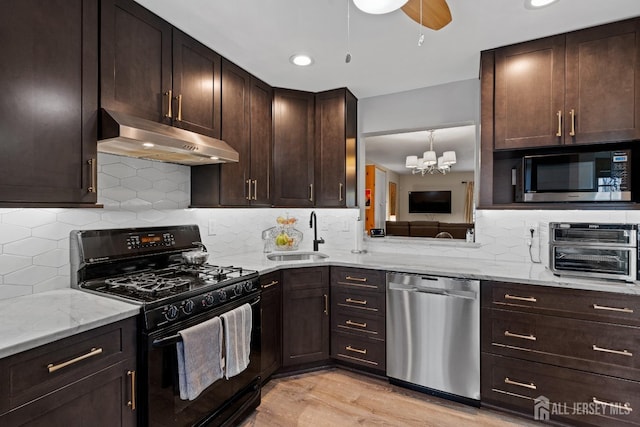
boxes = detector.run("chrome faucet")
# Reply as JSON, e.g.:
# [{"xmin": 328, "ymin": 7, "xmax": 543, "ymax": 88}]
[{"xmin": 309, "ymin": 211, "xmax": 325, "ymax": 252}]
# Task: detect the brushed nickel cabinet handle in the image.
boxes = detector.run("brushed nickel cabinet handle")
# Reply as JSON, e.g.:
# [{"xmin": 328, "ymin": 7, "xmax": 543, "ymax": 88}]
[
  {"xmin": 592, "ymin": 397, "xmax": 633, "ymax": 412},
  {"xmin": 569, "ymin": 109, "xmax": 576, "ymax": 136},
  {"xmin": 592, "ymin": 344, "xmax": 632, "ymax": 357},
  {"xmin": 556, "ymin": 110, "xmax": 562, "ymax": 137},
  {"xmin": 346, "ymin": 345, "xmax": 367, "ymax": 355},
  {"xmin": 175, "ymin": 94, "xmax": 183, "ymax": 121},
  {"xmin": 47, "ymin": 347, "xmax": 103, "ymax": 373},
  {"xmin": 88, "ymin": 158, "xmax": 97, "ymax": 193},
  {"xmin": 346, "ymin": 276, "xmax": 367, "ymax": 282},
  {"xmin": 253, "ymin": 180, "xmax": 258, "ymax": 200},
  {"xmin": 339, "ymin": 183, "xmax": 344, "ymax": 202},
  {"xmin": 309, "ymin": 184, "xmax": 314, "ymax": 202},
  {"xmin": 323, "ymin": 294, "xmax": 328, "ymax": 315},
  {"xmin": 504, "ymin": 331, "xmax": 537, "ymax": 341},
  {"xmin": 346, "ymin": 298, "xmax": 367, "ymax": 305},
  {"xmin": 346, "ymin": 320, "xmax": 367, "ymax": 328},
  {"xmin": 127, "ymin": 370, "xmax": 136, "ymax": 411},
  {"xmin": 593, "ymin": 304, "xmax": 633, "ymax": 314},
  {"xmin": 246, "ymin": 179, "xmax": 251, "ymax": 200},
  {"xmin": 262, "ymin": 280, "xmax": 279, "ymax": 289},
  {"xmin": 165, "ymin": 90, "xmax": 173, "ymax": 118},
  {"xmin": 504, "ymin": 294, "xmax": 537, "ymax": 303},
  {"xmin": 505, "ymin": 377, "xmax": 537, "ymax": 390}
]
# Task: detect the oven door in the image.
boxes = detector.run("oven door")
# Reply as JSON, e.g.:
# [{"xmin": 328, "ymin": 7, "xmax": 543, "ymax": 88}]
[
  {"xmin": 550, "ymin": 245, "xmax": 636, "ymax": 282},
  {"xmin": 140, "ymin": 293, "xmax": 261, "ymax": 427}
]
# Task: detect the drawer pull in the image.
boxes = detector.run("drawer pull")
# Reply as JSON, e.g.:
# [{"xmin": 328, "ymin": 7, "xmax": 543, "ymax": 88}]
[
  {"xmin": 593, "ymin": 304, "xmax": 633, "ymax": 314},
  {"xmin": 504, "ymin": 331, "xmax": 537, "ymax": 341},
  {"xmin": 504, "ymin": 377, "xmax": 537, "ymax": 390},
  {"xmin": 346, "ymin": 276, "xmax": 367, "ymax": 282},
  {"xmin": 127, "ymin": 370, "xmax": 136, "ymax": 411},
  {"xmin": 592, "ymin": 344, "xmax": 633, "ymax": 357},
  {"xmin": 262, "ymin": 280, "xmax": 279, "ymax": 289},
  {"xmin": 47, "ymin": 347, "xmax": 103, "ymax": 373},
  {"xmin": 504, "ymin": 294, "xmax": 537, "ymax": 303},
  {"xmin": 346, "ymin": 298, "xmax": 367, "ymax": 305},
  {"xmin": 346, "ymin": 345, "xmax": 367, "ymax": 355},
  {"xmin": 593, "ymin": 397, "xmax": 633, "ymax": 412},
  {"xmin": 346, "ymin": 320, "xmax": 367, "ymax": 328}
]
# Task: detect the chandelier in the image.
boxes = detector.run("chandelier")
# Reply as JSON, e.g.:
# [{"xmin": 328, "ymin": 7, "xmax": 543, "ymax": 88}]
[{"xmin": 405, "ymin": 130, "xmax": 456, "ymax": 175}]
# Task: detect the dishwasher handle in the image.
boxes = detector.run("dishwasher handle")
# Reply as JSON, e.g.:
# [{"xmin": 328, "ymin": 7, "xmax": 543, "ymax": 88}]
[{"xmin": 388, "ymin": 281, "xmax": 477, "ymax": 300}]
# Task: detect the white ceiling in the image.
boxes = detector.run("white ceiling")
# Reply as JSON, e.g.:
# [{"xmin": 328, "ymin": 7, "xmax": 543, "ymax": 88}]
[
  {"xmin": 134, "ymin": 0, "xmax": 640, "ymax": 174},
  {"xmin": 135, "ymin": 0, "xmax": 640, "ymax": 99}
]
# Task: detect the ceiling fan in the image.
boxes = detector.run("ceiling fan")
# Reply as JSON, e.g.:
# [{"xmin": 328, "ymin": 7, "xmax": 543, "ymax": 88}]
[{"xmin": 353, "ymin": 0, "xmax": 452, "ymax": 31}]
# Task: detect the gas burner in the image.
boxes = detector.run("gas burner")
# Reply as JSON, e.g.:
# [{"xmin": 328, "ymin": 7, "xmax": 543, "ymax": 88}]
[{"xmin": 105, "ymin": 272, "xmax": 191, "ymax": 297}]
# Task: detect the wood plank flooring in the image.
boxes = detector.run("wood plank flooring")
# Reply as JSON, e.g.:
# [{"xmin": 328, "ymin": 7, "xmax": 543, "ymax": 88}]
[{"xmin": 240, "ymin": 369, "xmax": 538, "ymax": 427}]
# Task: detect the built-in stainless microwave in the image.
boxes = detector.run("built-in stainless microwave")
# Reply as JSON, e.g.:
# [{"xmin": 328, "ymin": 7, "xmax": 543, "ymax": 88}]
[{"xmin": 521, "ymin": 149, "xmax": 631, "ymax": 202}]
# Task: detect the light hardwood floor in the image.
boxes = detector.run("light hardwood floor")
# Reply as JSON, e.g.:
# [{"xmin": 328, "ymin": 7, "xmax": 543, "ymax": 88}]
[{"xmin": 240, "ymin": 369, "xmax": 538, "ymax": 427}]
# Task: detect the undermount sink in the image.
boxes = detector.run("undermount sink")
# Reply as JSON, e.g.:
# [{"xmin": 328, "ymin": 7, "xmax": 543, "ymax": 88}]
[{"xmin": 266, "ymin": 252, "xmax": 329, "ymax": 262}]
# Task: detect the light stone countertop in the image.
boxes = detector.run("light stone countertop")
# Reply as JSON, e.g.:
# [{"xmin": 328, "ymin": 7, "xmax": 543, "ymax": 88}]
[
  {"xmin": 0, "ymin": 289, "xmax": 140, "ymax": 359},
  {"xmin": 4, "ymin": 248, "xmax": 639, "ymax": 360}
]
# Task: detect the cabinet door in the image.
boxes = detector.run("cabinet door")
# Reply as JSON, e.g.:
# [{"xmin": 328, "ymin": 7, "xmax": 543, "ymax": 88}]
[
  {"xmin": 565, "ymin": 18, "xmax": 640, "ymax": 145},
  {"xmin": 0, "ymin": 0, "xmax": 98, "ymax": 205},
  {"xmin": 220, "ymin": 60, "xmax": 251, "ymax": 205},
  {"xmin": 494, "ymin": 36, "xmax": 566, "ymax": 149},
  {"xmin": 250, "ymin": 77, "xmax": 274, "ymax": 206},
  {"xmin": 172, "ymin": 29, "xmax": 222, "ymax": 138},
  {"xmin": 314, "ymin": 89, "xmax": 357, "ymax": 208},
  {"xmin": 282, "ymin": 268, "xmax": 330, "ymax": 367},
  {"xmin": 260, "ymin": 272, "xmax": 282, "ymax": 382},
  {"xmin": 101, "ymin": 0, "xmax": 172, "ymax": 125},
  {"xmin": 273, "ymin": 89, "xmax": 315, "ymax": 207}
]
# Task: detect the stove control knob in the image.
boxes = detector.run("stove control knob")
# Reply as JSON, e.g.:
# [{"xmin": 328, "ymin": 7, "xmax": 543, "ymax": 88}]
[
  {"xmin": 234, "ymin": 283, "xmax": 243, "ymax": 295},
  {"xmin": 218, "ymin": 290, "xmax": 227, "ymax": 302},
  {"xmin": 164, "ymin": 305, "xmax": 179, "ymax": 321},
  {"xmin": 182, "ymin": 299, "xmax": 195, "ymax": 314},
  {"xmin": 203, "ymin": 294, "xmax": 215, "ymax": 307},
  {"xmin": 243, "ymin": 281, "xmax": 254, "ymax": 292}
]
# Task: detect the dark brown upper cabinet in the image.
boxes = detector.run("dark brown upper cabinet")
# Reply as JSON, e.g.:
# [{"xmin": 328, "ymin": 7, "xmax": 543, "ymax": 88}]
[
  {"xmin": 0, "ymin": 0, "xmax": 98, "ymax": 206},
  {"xmin": 272, "ymin": 89, "xmax": 316, "ymax": 207},
  {"xmin": 492, "ymin": 18, "xmax": 640, "ymax": 150},
  {"xmin": 101, "ymin": 0, "xmax": 221, "ymax": 138},
  {"xmin": 314, "ymin": 89, "xmax": 358, "ymax": 208},
  {"xmin": 218, "ymin": 60, "xmax": 272, "ymax": 206}
]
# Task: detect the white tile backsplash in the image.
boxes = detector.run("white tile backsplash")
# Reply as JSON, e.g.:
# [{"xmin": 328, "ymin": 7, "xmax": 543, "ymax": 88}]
[{"xmin": 0, "ymin": 152, "xmax": 637, "ymax": 300}]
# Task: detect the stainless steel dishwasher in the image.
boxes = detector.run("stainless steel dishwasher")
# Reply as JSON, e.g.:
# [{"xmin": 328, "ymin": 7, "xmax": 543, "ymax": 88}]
[{"xmin": 386, "ymin": 272, "xmax": 480, "ymax": 403}]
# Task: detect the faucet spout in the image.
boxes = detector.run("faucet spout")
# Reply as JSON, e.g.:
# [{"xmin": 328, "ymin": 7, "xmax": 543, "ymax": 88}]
[{"xmin": 309, "ymin": 211, "xmax": 325, "ymax": 252}]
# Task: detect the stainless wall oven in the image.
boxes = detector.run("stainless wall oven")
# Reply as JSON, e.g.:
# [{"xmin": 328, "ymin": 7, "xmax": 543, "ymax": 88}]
[{"xmin": 549, "ymin": 223, "xmax": 637, "ymax": 282}]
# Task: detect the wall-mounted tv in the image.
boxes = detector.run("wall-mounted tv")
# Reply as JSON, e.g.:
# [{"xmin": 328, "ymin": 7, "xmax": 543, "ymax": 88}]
[{"xmin": 408, "ymin": 191, "xmax": 452, "ymax": 214}]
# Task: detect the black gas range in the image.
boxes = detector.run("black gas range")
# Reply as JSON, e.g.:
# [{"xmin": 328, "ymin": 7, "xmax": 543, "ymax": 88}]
[{"xmin": 70, "ymin": 225, "xmax": 261, "ymax": 426}]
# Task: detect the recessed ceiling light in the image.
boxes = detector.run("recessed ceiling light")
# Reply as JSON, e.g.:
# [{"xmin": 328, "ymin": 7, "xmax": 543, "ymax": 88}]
[
  {"xmin": 525, "ymin": 0, "xmax": 559, "ymax": 9},
  {"xmin": 290, "ymin": 54, "xmax": 313, "ymax": 67}
]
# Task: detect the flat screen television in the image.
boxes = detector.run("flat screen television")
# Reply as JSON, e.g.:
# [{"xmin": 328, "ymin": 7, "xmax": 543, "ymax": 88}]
[{"xmin": 408, "ymin": 191, "xmax": 452, "ymax": 214}]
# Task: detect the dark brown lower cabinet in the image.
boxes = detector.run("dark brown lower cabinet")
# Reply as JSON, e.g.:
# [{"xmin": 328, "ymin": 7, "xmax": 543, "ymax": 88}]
[
  {"xmin": 481, "ymin": 281, "xmax": 640, "ymax": 426},
  {"xmin": 282, "ymin": 267, "xmax": 330, "ymax": 367},
  {"xmin": 0, "ymin": 318, "xmax": 137, "ymax": 426},
  {"xmin": 260, "ymin": 271, "xmax": 282, "ymax": 382}
]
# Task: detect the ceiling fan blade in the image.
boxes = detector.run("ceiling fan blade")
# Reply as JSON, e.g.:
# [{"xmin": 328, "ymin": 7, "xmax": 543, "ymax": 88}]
[{"xmin": 401, "ymin": 0, "xmax": 452, "ymax": 31}]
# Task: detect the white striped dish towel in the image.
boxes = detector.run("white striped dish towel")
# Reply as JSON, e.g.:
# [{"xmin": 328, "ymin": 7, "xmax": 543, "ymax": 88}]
[{"xmin": 221, "ymin": 303, "xmax": 252, "ymax": 379}]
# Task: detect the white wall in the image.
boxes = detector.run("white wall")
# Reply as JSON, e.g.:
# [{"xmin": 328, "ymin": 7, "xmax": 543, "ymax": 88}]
[{"xmin": 397, "ymin": 171, "xmax": 474, "ymax": 223}]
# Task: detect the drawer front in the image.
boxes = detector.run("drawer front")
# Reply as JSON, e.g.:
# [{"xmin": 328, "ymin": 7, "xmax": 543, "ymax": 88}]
[
  {"xmin": 331, "ymin": 267, "xmax": 385, "ymax": 293},
  {"xmin": 483, "ymin": 281, "xmax": 640, "ymax": 326},
  {"xmin": 333, "ymin": 288, "xmax": 385, "ymax": 316},
  {"xmin": 482, "ymin": 353, "xmax": 640, "ymax": 426},
  {"xmin": 331, "ymin": 331, "xmax": 385, "ymax": 371},
  {"xmin": 332, "ymin": 309, "xmax": 385, "ymax": 339},
  {"xmin": 483, "ymin": 308, "xmax": 640, "ymax": 380},
  {"xmin": 0, "ymin": 318, "xmax": 136, "ymax": 413},
  {"xmin": 260, "ymin": 270, "xmax": 281, "ymax": 291}
]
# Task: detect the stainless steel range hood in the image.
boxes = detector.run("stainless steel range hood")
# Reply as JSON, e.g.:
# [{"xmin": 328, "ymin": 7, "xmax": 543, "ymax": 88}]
[{"xmin": 98, "ymin": 109, "xmax": 238, "ymax": 165}]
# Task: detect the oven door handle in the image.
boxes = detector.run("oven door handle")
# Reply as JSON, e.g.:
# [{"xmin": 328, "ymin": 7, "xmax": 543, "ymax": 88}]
[{"xmin": 152, "ymin": 296, "xmax": 261, "ymax": 348}]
